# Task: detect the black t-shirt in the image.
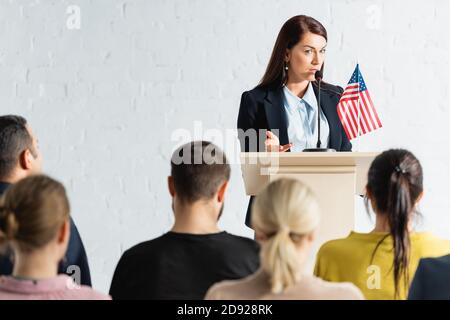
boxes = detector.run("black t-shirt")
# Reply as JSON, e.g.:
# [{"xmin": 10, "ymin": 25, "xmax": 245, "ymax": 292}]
[{"xmin": 109, "ymin": 231, "xmax": 260, "ymax": 300}]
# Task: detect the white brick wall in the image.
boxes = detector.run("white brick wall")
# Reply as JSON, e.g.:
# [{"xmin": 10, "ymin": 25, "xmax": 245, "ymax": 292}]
[{"xmin": 2, "ymin": 0, "xmax": 450, "ymax": 293}]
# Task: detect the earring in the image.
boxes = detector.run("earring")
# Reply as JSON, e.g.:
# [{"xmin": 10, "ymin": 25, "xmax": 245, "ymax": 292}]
[{"xmin": 282, "ymin": 63, "xmax": 288, "ymax": 84}]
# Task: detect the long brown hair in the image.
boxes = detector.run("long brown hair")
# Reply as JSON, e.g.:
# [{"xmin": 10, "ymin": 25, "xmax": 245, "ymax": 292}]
[
  {"xmin": 258, "ymin": 15, "xmax": 327, "ymax": 89},
  {"xmin": 365, "ymin": 149, "xmax": 423, "ymax": 298}
]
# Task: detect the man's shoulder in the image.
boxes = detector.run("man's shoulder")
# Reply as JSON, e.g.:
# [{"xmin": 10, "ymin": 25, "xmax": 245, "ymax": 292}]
[
  {"xmin": 411, "ymin": 253, "xmax": 450, "ymax": 299},
  {"xmin": 121, "ymin": 234, "xmax": 170, "ymax": 260},
  {"xmin": 419, "ymin": 253, "xmax": 450, "ymax": 275},
  {"xmin": 119, "ymin": 232, "xmax": 259, "ymax": 263},
  {"xmin": 218, "ymin": 232, "xmax": 260, "ymax": 253}
]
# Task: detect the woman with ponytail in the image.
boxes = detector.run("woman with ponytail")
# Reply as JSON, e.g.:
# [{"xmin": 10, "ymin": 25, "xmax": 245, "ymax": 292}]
[
  {"xmin": 205, "ymin": 178, "xmax": 362, "ymax": 300},
  {"xmin": 314, "ymin": 149, "xmax": 450, "ymax": 299},
  {"xmin": 0, "ymin": 175, "xmax": 109, "ymax": 300}
]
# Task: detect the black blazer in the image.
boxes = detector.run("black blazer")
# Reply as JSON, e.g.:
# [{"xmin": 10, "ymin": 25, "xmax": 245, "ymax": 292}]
[
  {"xmin": 237, "ymin": 82, "xmax": 352, "ymax": 227},
  {"xmin": 238, "ymin": 82, "xmax": 352, "ymax": 152},
  {"xmin": 0, "ymin": 182, "xmax": 92, "ymax": 286},
  {"xmin": 408, "ymin": 254, "xmax": 450, "ymax": 300}
]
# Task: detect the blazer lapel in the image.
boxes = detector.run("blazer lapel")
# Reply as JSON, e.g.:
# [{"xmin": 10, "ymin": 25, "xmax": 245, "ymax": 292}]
[{"xmin": 264, "ymin": 88, "xmax": 290, "ymax": 146}]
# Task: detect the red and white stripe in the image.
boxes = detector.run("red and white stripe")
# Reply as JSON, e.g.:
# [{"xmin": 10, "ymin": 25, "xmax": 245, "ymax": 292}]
[{"xmin": 337, "ymin": 84, "xmax": 382, "ymax": 140}]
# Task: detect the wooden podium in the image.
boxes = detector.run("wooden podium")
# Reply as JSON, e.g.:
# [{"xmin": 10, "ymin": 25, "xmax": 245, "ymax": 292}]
[{"xmin": 240, "ymin": 152, "xmax": 379, "ymax": 272}]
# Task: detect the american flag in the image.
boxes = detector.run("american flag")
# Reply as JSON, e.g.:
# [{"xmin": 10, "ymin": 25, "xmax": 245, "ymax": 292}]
[{"xmin": 337, "ymin": 64, "xmax": 382, "ymax": 140}]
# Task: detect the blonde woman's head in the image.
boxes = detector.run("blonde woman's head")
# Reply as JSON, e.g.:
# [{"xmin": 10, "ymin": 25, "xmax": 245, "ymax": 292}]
[{"xmin": 252, "ymin": 178, "xmax": 320, "ymax": 294}]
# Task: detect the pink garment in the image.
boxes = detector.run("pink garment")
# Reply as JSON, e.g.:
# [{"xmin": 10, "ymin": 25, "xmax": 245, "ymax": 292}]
[{"xmin": 0, "ymin": 275, "xmax": 111, "ymax": 300}]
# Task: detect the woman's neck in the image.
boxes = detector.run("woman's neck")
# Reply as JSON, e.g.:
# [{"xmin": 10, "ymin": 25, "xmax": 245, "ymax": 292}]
[
  {"xmin": 371, "ymin": 215, "xmax": 390, "ymax": 233},
  {"xmin": 371, "ymin": 214, "xmax": 413, "ymax": 233},
  {"xmin": 13, "ymin": 250, "xmax": 59, "ymax": 280},
  {"xmin": 286, "ymin": 80, "xmax": 310, "ymax": 98}
]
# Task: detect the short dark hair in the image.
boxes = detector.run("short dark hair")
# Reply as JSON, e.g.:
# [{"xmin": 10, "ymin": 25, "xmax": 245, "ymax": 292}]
[
  {"xmin": 170, "ymin": 141, "xmax": 230, "ymax": 203},
  {"xmin": 0, "ymin": 115, "xmax": 34, "ymax": 179}
]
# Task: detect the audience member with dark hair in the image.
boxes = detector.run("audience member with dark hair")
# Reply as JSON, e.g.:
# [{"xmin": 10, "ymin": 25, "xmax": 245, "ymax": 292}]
[
  {"xmin": 314, "ymin": 149, "xmax": 450, "ymax": 299},
  {"xmin": 0, "ymin": 115, "xmax": 92, "ymax": 286},
  {"xmin": 109, "ymin": 141, "xmax": 260, "ymax": 299},
  {"xmin": 0, "ymin": 175, "xmax": 109, "ymax": 299}
]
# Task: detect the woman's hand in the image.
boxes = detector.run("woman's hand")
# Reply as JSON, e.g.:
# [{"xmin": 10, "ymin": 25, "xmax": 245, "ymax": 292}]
[{"xmin": 265, "ymin": 131, "xmax": 293, "ymax": 152}]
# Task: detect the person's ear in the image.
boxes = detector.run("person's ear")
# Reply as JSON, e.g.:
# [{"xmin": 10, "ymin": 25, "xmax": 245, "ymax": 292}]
[
  {"xmin": 57, "ymin": 219, "xmax": 70, "ymax": 245},
  {"xmin": 368, "ymin": 187, "xmax": 383, "ymax": 212},
  {"xmin": 365, "ymin": 186, "xmax": 377, "ymax": 210},
  {"xmin": 168, "ymin": 176, "xmax": 175, "ymax": 197},
  {"xmin": 19, "ymin": 149, "xmax": 34, "ymax": 171},
  {"xmin": 306, "ymin": 230, "xmax": 316, "ymax": 244},
  {"xmin": 254, "ymin": 230, "xmax": 267, "ymax": 243},
  {"xmin": 217, "ymin": 181, "xmax": 228, "ymax": 203},
  {"xmin": 415, "ymin": 191, "xmax": 424, "ymax": 205},
  {"xmin": 365, "ymin": 186, "xmax": 371, "ymax": 199},
  {"xmin": 285, "ymin": 48, "xmax": 291, "ymax": 63}
]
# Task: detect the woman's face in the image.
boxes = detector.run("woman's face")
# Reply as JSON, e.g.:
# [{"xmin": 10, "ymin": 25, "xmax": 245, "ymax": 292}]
[{"xmin": 285, "ymin": 32, "xmax": 327, "ymax": 83}]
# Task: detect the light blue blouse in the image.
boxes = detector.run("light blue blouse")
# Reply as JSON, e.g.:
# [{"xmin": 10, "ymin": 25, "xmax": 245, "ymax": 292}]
[{"xmin": 282, "ymin": 82, "xmax": 330, "ymax": 151}]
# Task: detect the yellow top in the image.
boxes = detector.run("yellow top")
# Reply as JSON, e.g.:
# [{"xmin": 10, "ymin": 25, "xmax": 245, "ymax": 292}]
[{"xmin": 314, "ymin": 231, "xmax": 450, "ymax": 300}]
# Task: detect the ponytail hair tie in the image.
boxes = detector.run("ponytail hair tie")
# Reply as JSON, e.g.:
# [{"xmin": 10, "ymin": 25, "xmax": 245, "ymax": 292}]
[
  {"xmin": 394, "ymin": 166, "xmax": 407, "ymax": 174},
  {"xmin": 279, "ymin": 225, "xmax": 291, "ymax": 236}
]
